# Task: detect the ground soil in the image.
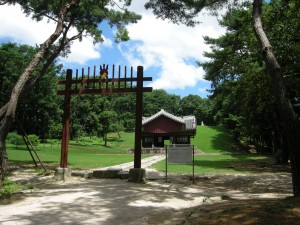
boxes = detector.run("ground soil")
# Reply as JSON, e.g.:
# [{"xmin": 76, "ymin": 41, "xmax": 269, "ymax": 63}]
[{"xmin": 1, "ymin": 159, "xmax": 300, "ymax": 225}]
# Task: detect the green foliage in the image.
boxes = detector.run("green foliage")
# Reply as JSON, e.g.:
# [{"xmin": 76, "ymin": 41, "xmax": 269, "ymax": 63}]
[
  {"xmin": 48, "ymin": 122, "xmax": 62, "ymax": 139},
  {"xmin": 145, "ymin": 0, "xmax": 230, "ymax": 27},
  {"xmin": 0, "ymin": 179, "xmax": 21, "ymax": 200},
  {"xmin": 70, "ymin": 95, "xmax": 109, "ymax": 139},
  {"xmin": 264, "ymin": 0, "xmax": 300, "ymax": 114},
  {"xmin": 99, "ymin": 110, "xmax": 118, "ymax": 144},
  {"xmin": 0, "ymin": 177, "xmax": 36, "ymax": 201},
  {"xmin": 2, "ymin": 0, "xmax": 141, "ymax": 45},
  {"xmin": 77, "ymin": 136, "xmax": 97, "ymax": 143},
  {"xmin": 0, "ymin": 43, "xmax": 38, "ymax": 105},
  {"xmin": 7, "ymin": 132, "xmax": 23, "ymax": 148},
  {"xmin": 179, "ymin": 95, "xmax": 214, "ymax": 125},
  {"xmin": 198, "ymin": 4, "xmax": 293, "ymax": 154},
  {"xmin": 0, "ymin": 43, "xmax": 63, "ymax": 140},
  {"xmin": 143, "ymin": 89, "xmax": 181, "ymax": 116},
  {"xmin": 27, "ymin": 134, "xmax": 40, "ymax": 146}
]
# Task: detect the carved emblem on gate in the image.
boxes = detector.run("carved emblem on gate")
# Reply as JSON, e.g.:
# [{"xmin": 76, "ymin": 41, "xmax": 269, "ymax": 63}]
[{"xmin": 100, "ymin": 64, "xmax": 109, "ymax": 79}]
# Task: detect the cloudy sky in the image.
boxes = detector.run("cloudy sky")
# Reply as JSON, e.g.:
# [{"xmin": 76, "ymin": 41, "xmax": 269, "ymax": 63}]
[{"xmin": 0, "ymin": 1, "xmax": 226, "ymax": 98}]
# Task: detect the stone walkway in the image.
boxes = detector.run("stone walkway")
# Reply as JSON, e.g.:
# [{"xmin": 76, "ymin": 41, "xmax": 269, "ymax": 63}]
[
  {"xmin": 71, "ymin": 155, "xmax": 166, "ymax": 179},
  {"xmin": 103, "ymin": 155, "xmax": 166, "ymax": 170}
]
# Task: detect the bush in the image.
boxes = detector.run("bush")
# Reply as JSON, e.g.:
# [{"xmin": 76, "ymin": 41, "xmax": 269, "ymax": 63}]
[
  {"xmin": 78, "ymin": 136, "xmax": 91, "ymax": 143},
  {"xmin": 7, "ymin": 132, "xmax": 23, "ymax": 147},
  {"xmin": 28, "ymin": 134, "xmax": 40, "ymax": 146}
]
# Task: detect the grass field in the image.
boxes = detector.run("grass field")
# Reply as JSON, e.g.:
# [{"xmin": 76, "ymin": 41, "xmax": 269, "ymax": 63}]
[
  {"xmin": 192, "ymin": 126, "xmax": 234, "ymax": 153},
  {"xmin": 6, "ymin": 132, "xmax": 141, "ymax": 169},
  {"xmin": 6, "ymin": 126, "xmax": 270, "ymax": 173},
  {"xmin": 152, "ymin": 154, "xmax": 268, "ymax": 174},
  {"xmin": 6, "ymin": 144, "xmax": 139, "ymax": 169}
]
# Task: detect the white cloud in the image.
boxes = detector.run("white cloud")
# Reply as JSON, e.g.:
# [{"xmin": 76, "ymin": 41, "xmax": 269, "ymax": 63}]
[
  {"xmin": 0, "ymin": 5, "xmax": 56, "ymax": 44},
  {"xmin": 122, "ymin": 0, "xmax": 226, "ymax": 91},
  {"xmin": 59, "ymin": 38, "xmax": 102, "ymax": 65},
  {"xmin": 0, "ymin": 4, "xmax": 109, "ymax": 65},
  {"xmin": 59, "ymin": 35, "xmax": 113, "ymax": 65},
  {"xmin": 151, "ymin": 61, "xmax": 206, "ymax": 90}
]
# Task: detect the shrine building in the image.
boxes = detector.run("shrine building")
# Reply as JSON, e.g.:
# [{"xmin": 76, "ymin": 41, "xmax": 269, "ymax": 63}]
[{"xmin": 142, "ymin": 109, "xmax": 197, "ymax": 148}]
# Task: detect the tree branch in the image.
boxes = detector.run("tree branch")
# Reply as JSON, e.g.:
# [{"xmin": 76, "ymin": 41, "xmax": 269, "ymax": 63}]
[
  {"xmin": 27, "ymin": 5, "xmax": 60, "ymax": 24},
  {"xmin": 0, "ymin": 103, "xmax": 9, "ymax": 121}
]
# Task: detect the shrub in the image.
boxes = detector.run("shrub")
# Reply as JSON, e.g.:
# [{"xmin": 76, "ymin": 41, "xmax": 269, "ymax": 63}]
[
  {"xmin": 28, "ymin": 134, "xmax": 40, "ymax": 146},
  {"xmin": 0, "ymin": 179, "xmax": 21, "ymax": 200},
  {"xmin": 7, "ymin": 132, "xmax": 23, "ymax": 148},
  {"xmin": 78, "ymin": 136, "xmax": 91, "ymax": 143}
]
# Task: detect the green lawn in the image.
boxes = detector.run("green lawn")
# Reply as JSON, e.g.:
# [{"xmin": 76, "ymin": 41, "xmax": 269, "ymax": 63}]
[
  {"xmin": 68, "ymin": 132, "xmax": 135, "ymax": 154},
  {"xmin": 6, "ymin": 131, "xmax": 147, "ymax": 169},
  {"xmin": 6, "ymin": 126, "xmax": 272, "ymax": 174},
  {"xmin": 192, "ymin": 126, "xmax": 233, "ymax": 153},
  {"xmin": 152, "ymin": 125, "xmax": 270, "ymax": 174},
  {"xmin": 152, "ymin": 154, "xmax": 268, "ymax": 174}
]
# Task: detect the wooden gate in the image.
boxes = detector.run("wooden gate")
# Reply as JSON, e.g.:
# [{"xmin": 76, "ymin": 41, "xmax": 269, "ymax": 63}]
[{"xmin": 57, "ymin": 64, "xmax": 152, "ymax": 169}]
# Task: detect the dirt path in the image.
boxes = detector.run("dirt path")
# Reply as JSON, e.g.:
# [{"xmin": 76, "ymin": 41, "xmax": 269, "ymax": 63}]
[{"xmin": 0, "ymin": 168, "xmax": 294, "ymax": 225}]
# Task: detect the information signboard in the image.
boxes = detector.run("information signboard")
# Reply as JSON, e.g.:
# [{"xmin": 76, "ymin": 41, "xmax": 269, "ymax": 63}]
[
  {"xmin": 165, "ymin": 144, "xmax": 195, "ymax": 183},
  {"xmin": 168, "ymin": 145, "xmax": 193, "ymax": 163}
]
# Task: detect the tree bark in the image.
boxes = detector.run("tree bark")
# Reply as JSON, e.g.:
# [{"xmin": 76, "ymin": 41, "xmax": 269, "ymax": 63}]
[{"xmin": 252, "ymin": 0, "xmax": 300, "ymax": 196}]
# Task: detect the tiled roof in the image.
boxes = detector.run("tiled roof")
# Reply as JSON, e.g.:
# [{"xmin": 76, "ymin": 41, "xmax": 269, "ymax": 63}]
[
  {"xmin": 142, "ymin": 109, "xmax": 197, "ymax": 130},
  {"xmin": 142, "ymin": 109, "xmax": 185, "ymax": 125}
]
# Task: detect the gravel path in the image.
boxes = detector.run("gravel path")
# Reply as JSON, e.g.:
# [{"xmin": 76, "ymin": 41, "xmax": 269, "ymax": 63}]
[
  {"xmin": 0, "ymin": 175, "xmax": 208, "ymax": 225},
  {"xmin": 0, "ymin": 156, "xmax": 293, "ymax": 225}
]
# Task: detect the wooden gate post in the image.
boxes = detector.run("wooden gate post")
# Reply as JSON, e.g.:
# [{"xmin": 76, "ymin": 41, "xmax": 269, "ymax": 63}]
[
  {"xmin": 60, "ymin": 69, "xmax": 72, "ymax": 168},
  {"xmin": 134, "ymin": 66, "xmax": 143, "ymax": 168}
]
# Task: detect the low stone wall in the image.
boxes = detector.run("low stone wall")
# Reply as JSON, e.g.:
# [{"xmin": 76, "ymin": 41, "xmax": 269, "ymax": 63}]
[{"xmin": 71, "ymin": 169, "xmax": 129, "ymax": 180}]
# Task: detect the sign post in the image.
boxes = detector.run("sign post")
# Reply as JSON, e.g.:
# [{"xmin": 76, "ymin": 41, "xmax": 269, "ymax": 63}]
[{"xmin": 165, "ymin": 144, "xmax": 195, "ymax": 183}]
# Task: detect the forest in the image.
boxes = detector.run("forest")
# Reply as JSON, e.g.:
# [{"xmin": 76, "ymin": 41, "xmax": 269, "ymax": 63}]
[{"xmin": 1, "ymin": 0, "xmax": 299, "ymax": 163}]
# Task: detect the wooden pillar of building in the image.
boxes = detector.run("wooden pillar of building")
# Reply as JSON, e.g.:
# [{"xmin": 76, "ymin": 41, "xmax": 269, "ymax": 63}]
[{"xmin": 60, "ymin": 69, "xmax": 72, "ymax": 168}]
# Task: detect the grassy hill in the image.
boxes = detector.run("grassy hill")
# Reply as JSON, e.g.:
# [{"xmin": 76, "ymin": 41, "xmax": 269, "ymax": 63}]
[{"xmin": 192, "ymin": 126, "xmax": 234, "ymax": 153}]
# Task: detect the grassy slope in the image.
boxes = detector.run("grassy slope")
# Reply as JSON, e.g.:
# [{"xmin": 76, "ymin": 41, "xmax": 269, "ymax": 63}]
[{"xmin": 192, "ymin": 125, "xmax": 233, "ymax": 153}]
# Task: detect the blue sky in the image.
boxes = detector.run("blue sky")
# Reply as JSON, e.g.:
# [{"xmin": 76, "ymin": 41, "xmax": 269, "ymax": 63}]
[{"xmin": 0, "ymin": 1, "xmax": 226, "ymax": 98}]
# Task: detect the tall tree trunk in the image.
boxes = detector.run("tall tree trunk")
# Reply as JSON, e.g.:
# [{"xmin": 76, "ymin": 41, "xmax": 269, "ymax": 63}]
[
  {"xmin": 252, "ymin": 0, "xmax": 300, "ymax": 196},
  {"xmin": 104, "ymin": 133, "xmax": 108, "ymax": 146}
]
